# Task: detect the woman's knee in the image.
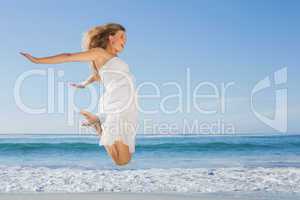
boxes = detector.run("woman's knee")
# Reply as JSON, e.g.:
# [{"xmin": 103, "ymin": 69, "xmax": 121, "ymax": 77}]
[
  {"xmin": 113, "ymin": 152, "xmax": 131, "ymax": 166},
  {"xmin": 115, "ymin": 157, "xmax": 131, "ymax": 166}
]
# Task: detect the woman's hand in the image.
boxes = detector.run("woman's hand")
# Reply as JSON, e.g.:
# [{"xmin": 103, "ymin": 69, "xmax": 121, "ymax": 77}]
[
  {"xmin": 20, "ymin": 52, "xmax": 39, "ymax": 63},
  {"xmin": 70, "ymin": 83, "xmax": 86, "ymax": 89}
]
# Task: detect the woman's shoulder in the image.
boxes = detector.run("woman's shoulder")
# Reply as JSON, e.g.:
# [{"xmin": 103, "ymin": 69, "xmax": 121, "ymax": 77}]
[{"xmin": 114, "ymin": 56, "xmax": 128, "ymax": 66}]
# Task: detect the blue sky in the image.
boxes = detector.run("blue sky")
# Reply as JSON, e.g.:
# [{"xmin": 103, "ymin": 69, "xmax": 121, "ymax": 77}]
[{"xmin": 0, "ymin": 0, "xmax": 299, "ymax": 134}]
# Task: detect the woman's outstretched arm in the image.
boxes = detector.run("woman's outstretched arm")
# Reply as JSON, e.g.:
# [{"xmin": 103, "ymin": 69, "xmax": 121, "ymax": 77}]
[
  {"xmin": 70, "ymin": 74, "xmax": 100, "ymax": 88},
  {"xmin": 20, "ymin": 48, "xmax": 104, "ymax": 64}
]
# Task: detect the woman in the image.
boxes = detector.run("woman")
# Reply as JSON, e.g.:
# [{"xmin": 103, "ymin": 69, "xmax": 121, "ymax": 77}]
[{"xmin": 20, "ymin": 23, "xmax": 139, "ymax": 166}]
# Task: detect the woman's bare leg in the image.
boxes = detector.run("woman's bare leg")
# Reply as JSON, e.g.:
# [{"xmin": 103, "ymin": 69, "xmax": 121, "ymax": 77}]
[
  {"xmin": 80, "ymin": 110, "xmax": 132, "ymax": 166},
  {"xmin": 104, "ymin": 142, "xmax": 132, "ymax": 166},
  {"xmin": 80, "ymin": 110, "xmax": 102, "ymax": 136},
  {"xmin": 104, "ymin": 145, "xmax": 119, "ymax": 163},
  {"xmin": 113, "ymin": 140, "xmax": 132, "ymax": 165}
]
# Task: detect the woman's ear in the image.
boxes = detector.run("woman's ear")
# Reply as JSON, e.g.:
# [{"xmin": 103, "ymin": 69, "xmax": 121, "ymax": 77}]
[
  {"xmin": 108, "ymin": 35, "xmax": 113, "ymax": 45},
  {"xmin": 109, "ymin": 34, "xmax": 117, "ymax": 45}
]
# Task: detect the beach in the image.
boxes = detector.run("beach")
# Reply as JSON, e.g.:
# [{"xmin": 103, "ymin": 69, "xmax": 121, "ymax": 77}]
[
  {"xmin": 0, "ymin": 134, "xmax": 299, "ymax": 199},
  {"xmin": 0, "ymin": 192, "xmax": 300, "ymax": 200},
  {"xmin": 3, "ymin": 0, "xmax": 300, "ymax": 199}
]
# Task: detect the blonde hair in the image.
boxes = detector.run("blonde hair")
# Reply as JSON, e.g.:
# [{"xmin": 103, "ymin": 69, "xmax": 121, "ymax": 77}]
[{"xmin": 81, "ymin": 23, "xmax": 126, "ymax": 50}]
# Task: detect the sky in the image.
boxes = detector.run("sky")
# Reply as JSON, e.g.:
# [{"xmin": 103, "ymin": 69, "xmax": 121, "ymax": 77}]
[{"xmin": 0, "ymin": 0, "xmax": 299, "ymax": 135}]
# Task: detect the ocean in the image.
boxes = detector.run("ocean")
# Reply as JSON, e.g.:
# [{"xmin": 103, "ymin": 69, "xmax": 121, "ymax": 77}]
[{"xmin": 0, "ymin": 134, "xmax": 299, "ymax": 193}]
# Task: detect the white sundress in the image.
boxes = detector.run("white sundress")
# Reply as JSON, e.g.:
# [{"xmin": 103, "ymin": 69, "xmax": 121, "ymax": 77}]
[{"xmin": 97, "ymin": 56, "xmax": 139, "ymax": 153}]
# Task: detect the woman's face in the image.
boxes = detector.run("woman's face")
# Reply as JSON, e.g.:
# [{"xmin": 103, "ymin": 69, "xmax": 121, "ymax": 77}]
[{"xmin": 109, "ymin": 30, "xmax": 127, "ymax": 53}]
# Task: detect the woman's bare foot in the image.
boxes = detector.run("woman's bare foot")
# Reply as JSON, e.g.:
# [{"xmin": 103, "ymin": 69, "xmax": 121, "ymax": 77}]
[{"xmin": 80, "ymin": 110, "xmax": 102, "ymax": 136}]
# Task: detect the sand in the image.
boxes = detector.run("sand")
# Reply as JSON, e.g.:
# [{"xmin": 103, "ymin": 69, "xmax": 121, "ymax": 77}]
[{"xmin": 0, "ymin": 192, "xmax": 300, "ymax": 200}]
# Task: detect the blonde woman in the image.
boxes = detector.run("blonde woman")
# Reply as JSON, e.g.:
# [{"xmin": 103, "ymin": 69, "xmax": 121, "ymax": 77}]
[{"xmin": 20, "ymin": 23, "xmax": 139, "ymax": 166}]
